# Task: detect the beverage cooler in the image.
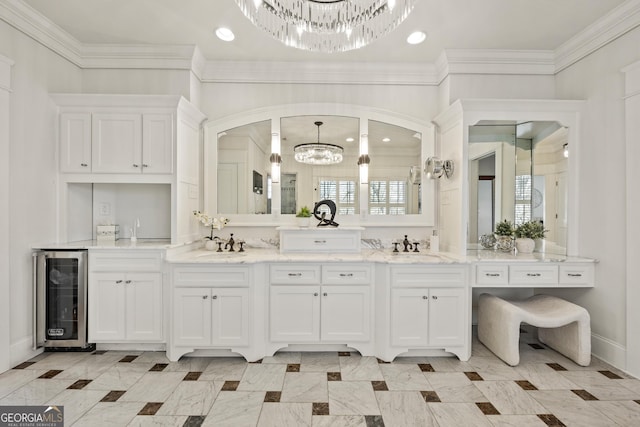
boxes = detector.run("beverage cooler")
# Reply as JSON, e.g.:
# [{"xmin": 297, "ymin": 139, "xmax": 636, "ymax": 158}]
[{"xmin": 33, "ymin": 250, "xmax": 92, "ymax": 349}]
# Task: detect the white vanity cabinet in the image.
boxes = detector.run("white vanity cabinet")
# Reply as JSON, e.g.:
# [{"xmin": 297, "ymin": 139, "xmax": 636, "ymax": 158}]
[
  {"xmin": 387, "ymin": 265, "xmax": 470, "ymax": 361},
  {"xmin": 268, "ymin": 263, "xmax": 373, "ymax": 353},
  {"xmin": 88, "ymin": 250, "xmax": 164, "ymax": 342},
  {"xmin": 169, "ymin": 264, "xmax": 254, "ymax": 361}
]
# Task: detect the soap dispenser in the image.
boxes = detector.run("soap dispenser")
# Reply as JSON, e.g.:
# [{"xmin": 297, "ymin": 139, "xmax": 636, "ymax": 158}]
[{"xmin": 430, "ymin": 230, "xmax": 439, "ymax": 253}]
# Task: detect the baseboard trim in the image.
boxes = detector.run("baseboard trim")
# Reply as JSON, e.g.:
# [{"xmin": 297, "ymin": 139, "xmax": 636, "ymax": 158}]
[
  {"xmin": 10, "ymin": 337, "xmax": 42, "ymax": 369},
  {"xmin": 591, "ymin": 332, "xmax": 626, "ymax": 371}
]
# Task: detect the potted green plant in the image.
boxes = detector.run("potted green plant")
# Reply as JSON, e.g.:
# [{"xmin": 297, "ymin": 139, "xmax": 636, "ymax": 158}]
[
  {"xmin": 515, "ymin": 220, "xmax": 547, "ymax": 253},
  {"xmin": 296, "ymin": 206, "xmax": 312, "ymax": 227},
  {"xmin": 494, "ymin": 219, "xmax": 515, "ymax": 251}
]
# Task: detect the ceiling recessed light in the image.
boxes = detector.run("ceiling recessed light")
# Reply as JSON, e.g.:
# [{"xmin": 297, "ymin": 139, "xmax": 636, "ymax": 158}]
[
  {"xmin": 382, "ymin": 137, "xmax": 391, "ymax": 142},
  {"xmin": 346, "ymin": 137, "xmax": 354, "ymax": 142},
  {"xmin": 216, "ymin": 27, "xmax": 235, "ymax": 42},
  {"xmin": 407, "ymin": 31, "xmax": 426, "ymax": 45}
]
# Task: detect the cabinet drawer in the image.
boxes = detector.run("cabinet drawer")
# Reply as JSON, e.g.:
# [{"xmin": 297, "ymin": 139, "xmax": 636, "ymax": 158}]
[
  {"xmin": 270, "ymin": 264, "xmax": 321, "ymax": 285},
  {"xmin": 173, "ymin": 266, "xmax": 251, "ymax": 288},
  {"xmin": 390, "ymin": 265, "xmax": 467, "ymax": 287},
  {"xmin": 509, "ymin": 265, "xmax": 558, "ymax": 285},
  {"xmin": 280, "ymin": 231, "xmax": 361, "ymax": 253},
  {"xmin": 90, "ymin": 250, "xmax": 163, "ymax": 272},
  {"xmin": 559, "ymin": 264, "xmax": 594, "ymax": 287},
  {"xmin": 322, "ymin": 264, "xmax": 372, "ymax": 285},
  {"xmin": 475, "ymin": 265, "xmax": 509, "ymax": 286}
]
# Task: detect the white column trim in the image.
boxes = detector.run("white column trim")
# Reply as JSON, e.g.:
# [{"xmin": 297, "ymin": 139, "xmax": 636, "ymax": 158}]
[
  {"xmin": 623, "ymin": 59, "xmax": 640, "ymax": 378},
  {"xmin": 0, "ymin": 53, "xmax": 13, "ymax": 373}
]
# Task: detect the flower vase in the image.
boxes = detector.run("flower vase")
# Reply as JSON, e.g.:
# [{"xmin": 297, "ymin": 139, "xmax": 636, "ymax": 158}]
[
  {"xmin": 204, "ymin": 240, "xmax": 216, "ymax": 251},
  {"xmin": 495, "ymin": 235, "xmax": 514, "ymax": 252},
  {"xmin": 515, "ymin": 237, "xmax": 535, "ymax": 254}
]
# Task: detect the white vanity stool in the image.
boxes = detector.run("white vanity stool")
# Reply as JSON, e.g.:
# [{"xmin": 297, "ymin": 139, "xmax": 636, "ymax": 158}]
[{"xmin": 478, "ymin": 293, "xmax": 591, "ymax": 366}]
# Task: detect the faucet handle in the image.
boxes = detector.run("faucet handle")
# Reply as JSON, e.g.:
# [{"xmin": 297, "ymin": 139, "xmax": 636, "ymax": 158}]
[{"xmin": 413, "ymin": 242, "xmax": 420, "ymax": 252}]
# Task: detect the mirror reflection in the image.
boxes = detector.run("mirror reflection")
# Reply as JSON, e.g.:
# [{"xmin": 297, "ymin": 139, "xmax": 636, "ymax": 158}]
[
  {"xmin": 217, "ymin": 119, "xmax": 271, "ymax": 214},
  {"xmin": 468, "ymin": 121, "xmax": 568, "ymax": 254},
  {"xmin": 368, "ymin": 120, "xmax": 422, "ymax": 215},
  {"xmin": 211, "ymin": 113, "xmax": 427, "ymax": 219}
]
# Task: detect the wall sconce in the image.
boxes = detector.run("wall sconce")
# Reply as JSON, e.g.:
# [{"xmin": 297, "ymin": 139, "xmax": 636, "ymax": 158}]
[
  {"xmin": 563, "ymin": 143, "xmax": 569, "ymax": 158},
  {"xmin": 270, "ymin": 153, "xmax": 282, "ymax": 184},
  {"xmin": 425, "ymin": 156, "xmax": 454, "ymax": 179},
  {"xmin": 270, "ymin": 132, "xmax": 281, "ymax": 183},
  {"xmin": 358, "ymin": 154, "xmax": 370, "ymax": 184},
  {"xmin": 358, "ymin": 133, "xmax": 369, "ymax": 184}
]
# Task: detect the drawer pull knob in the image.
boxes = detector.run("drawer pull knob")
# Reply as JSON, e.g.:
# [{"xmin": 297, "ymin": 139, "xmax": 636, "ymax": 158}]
[
  {"xmin": 202, "ymin": 295, "xmax": 208, "ymax": 299},
  {"xmin": 568, "ymin": 273, "xmax": 583, "ymax": 277},
  {"xmin": 323, "ymin": 292, "xmax": 328, "ymax": 297},
  {"xmin": 313, "ymin": 293, "xmax": 318, "ymax": 296},
  {"xmin": 423, "ymin": 296, "xmax": 428, "ymax": 299},
  {"xmin": 115, "ymin": 280, "xmax": 123, "ymax": 284},
  {"xmin": 314, "ymin": 240, "xmax": 327, "ymax": 244},
  {"xmin": 142, "ymin": 164, "xmax": 148, "ymax": 168},
  {"xmin": 212, "ymin": 295, "xmax": 218, "ymax": 299},
  {"xmin": 80, "ymin": 163, "xmax": 88, "ymax": 167},
  {"xmin": 288, "ymin": 273, "xmax": 302, "ymax": 277},
  {"xmin": 486, "ymin": 273, "xmax": 501, "ymax": 277},
  {"xmin": 133, "ymin": 164, "xmax": 139, "ymax": 167},
  {"xmin": 125, "ymin": 280, "xmax": 132, "ymax": 284},
  {"xmin": 339, "ymin": 273, "xmax": 354, "ymax": 277},
  {"xmin": 432, "ymin": 296, "xmax": 438, "ymax": 300},
  {"xmin": 526, "ymin": 273, "xmax": 541, "ymax": 277}
]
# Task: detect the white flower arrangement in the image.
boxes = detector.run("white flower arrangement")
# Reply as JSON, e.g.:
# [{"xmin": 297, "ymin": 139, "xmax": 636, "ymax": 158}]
[{"xmin": 193, "ymin": 210, "xmax": 229, "ymax": 240}]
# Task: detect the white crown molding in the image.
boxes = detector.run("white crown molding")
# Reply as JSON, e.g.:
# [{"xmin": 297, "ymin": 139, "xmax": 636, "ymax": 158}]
[
  {"xmin": 79, "ymin": 44, "xmax": 197, "ymax": 70},
  {"xmin": 554, "ymin": 0, "xmax": 640, "ymax": 73},
  {"xmin": 0, "ymin": 0, "xmax": 83, "ymax": 66},
  {"xmin": 190, "ymin": 46, "xmax": 207, "ymax": 81},
  {"xmin": 200, "ymin": 60, "xmax": 439, "ymax": 85},
  {"xmin": 437, "ymin": 49, "xmax": 556, "ymax": 82}
]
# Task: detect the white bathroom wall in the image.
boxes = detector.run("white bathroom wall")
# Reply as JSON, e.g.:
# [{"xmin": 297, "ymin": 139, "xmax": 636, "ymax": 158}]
[
  {"xmin": 548, "ymin": 26, "xmax": 640, "ymax": 371},
  {"xmin": 0, "ymin": 20, "xmax": 83, "ymax": 365}
]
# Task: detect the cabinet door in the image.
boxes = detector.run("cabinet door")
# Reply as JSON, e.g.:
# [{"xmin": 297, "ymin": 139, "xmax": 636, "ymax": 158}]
[
  {"xmin": 270, "ymin": 285, "xmax": 320, "ymax": 342},
  {"xmin": 60, "ymin": 112, "xmax": 91, "ymax": 173},
  {"xmin": 428, "ymin": 288, "xmax": 465, "ymax": 347},
  {"xmin": 211, "ymin": 288, "xmax": 249, "ymax": 347},
  {"xmin": 173, "ymin": 288, "xmax": 211, "ymax": 347},
  {"xmin": 126, "ymin": 273, "xmax": 163, "ymax": 341},
  {"xmin": 92, "ymin": 113, "xmax": 142, "ymax": 173},
  {"xmin": 390, "ymin": 288, "xmax": 429, "ymax": 347},
  {"xmin": 142, "ymin": 113, "xmax": 173, "ymax": 174},
  {"xmin": 320, "ymin": 285, "xmax": 370, "ymax": 342},
  {"xmin": 89, "ymin": 273, "xmax": 126, "ymax": 341}
]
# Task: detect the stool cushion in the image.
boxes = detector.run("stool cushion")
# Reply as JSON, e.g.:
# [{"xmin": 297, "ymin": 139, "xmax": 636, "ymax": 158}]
[{"xmin": 478, "ymin": 293, "xmax": 591, "ymax": 366}]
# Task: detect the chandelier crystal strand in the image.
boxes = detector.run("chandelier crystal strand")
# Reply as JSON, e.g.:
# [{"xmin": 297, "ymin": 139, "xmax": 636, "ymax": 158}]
[
  {"xmin": 235, "ymin": 0, "xmax": 417, "ymax": 53},
  {"xmin": 293, "ymin": 121, "xmax": 344, "ymax": 165}
]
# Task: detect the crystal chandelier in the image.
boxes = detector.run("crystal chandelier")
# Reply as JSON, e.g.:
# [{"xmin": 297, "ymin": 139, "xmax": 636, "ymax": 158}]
[
  {"xmin": 294, "ymin": 121, "xmax": 344, "ymax": 165},
  {"xmin": 234, "ymin": 0, "xmax": 417, "ymax": 53}
]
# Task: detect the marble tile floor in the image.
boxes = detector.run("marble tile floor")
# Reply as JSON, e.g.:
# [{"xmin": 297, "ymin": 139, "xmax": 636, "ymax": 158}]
[{"xmin": 1, "ymin": 331, "xmax": 640, "ymax": 426}]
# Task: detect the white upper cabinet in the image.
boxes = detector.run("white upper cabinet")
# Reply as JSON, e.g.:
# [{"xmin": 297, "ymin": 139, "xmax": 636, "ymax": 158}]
[
  {"xmin": 92, "ymin": 113, "xmax": 143, "ymax": 173},
  {"xmin": 53, "ymin": 95, "xmax": 191, "ymax": 176},
  {"xmin": 60, "ymin": 112, "xmax": 91, "ymax": 172}
]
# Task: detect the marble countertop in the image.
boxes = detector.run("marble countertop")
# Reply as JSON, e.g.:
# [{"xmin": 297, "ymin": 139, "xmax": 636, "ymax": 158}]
[
  {"xmin": 466, "ymin": 249, "xmax": 597, "ymax": 263},
  {"xmin": 167, "ymin": 248, "xmax": 463, "ymax": 264},
  {"xmin": 33, "ymin": 239, "xmax": 174, "ymax": 250}
]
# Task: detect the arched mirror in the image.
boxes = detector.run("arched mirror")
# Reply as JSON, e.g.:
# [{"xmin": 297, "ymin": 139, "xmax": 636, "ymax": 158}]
[
  {"xmin": 468, "ymin": 120, "xmax": 569, "ymax": 254},
  {"xmin": 204, "ymin": 105, "xmax": 435, "ymax": 226}
]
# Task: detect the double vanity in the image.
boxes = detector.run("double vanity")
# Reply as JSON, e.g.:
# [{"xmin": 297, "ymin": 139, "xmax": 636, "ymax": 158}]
[
  {"xmin": 73, "ymin": 227, "xmax": 595, "ymax": 364},
  {"xmin": 42, "ymin": 94, "xmax": 595, "ymax": 363}
]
